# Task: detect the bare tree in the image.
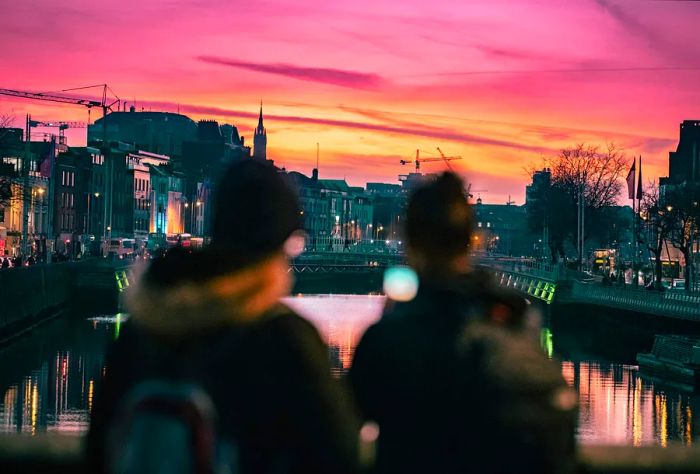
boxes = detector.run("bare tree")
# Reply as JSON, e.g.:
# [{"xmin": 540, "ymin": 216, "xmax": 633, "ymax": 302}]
[
  {"xmin": 551, "ymin": 143, "xmax": 627, "ymax": 208},
  {"xmin": 526, "ymin": 143, "xmax": 628, "ymax": 262},
  {"xmin": 638, "ymin": 183, "xmax": 674, "ymax": 289},
  {"xmin": 0, "ymin": 112, "xmax": 14, "ymax": 129},
  {"xmin": 665, "ymin": 183, "xmax": 700, "ymax": 291}
]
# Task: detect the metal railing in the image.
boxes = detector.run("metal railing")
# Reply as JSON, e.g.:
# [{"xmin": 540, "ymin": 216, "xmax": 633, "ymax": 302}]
[
  {"xmin": 565, "ymin": 282, "xmax": 700, "ymax": 320},
  {"xmin": 303, "ymin": 236, "xmax": 404, "ymax": 255},
  {"xmin": 477, "ymin": 257, "xmax": 562, "ymax": 282}
]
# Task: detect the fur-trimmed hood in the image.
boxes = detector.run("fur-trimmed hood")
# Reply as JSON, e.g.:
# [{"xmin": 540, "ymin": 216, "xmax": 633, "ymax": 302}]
[{"xmin": 126, "ymin": 255, "xmax": 292, "ymax": 338}]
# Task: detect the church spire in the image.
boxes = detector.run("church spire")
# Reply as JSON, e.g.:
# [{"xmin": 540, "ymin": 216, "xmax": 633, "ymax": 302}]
[
  {"xmin": 253, "ymin": 100, "xmax": 267, "ymax": 161},
  {"xmin": 257, "ymin": 100, "xmax": 264, "ymax": 131}
]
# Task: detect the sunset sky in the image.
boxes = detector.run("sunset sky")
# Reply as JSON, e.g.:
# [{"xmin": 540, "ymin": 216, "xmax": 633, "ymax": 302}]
[{"xmin": 2, "ymin": 0, "xmax": 700, "ymax": 203}]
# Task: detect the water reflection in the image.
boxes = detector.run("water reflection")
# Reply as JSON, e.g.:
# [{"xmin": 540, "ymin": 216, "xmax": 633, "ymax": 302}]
[
  {"xmin": 562, "ymin": 361, "xmax": 697, "ymax": 446},
  {"xmin": 284, "ymin": 294, "xmax": 384, "ymax": 375},
  {"xmin": 0, "ymin": 316, "xmax": 112, "ymax": 434},
  {"xmin": 1, "ymin": 294, "xmax": 700, "ymax": 447}
]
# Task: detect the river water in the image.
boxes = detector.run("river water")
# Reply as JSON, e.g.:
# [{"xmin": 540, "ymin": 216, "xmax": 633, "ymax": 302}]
[{"xmin": 0, "ymin": 294, "xmax": 698, "ymax": 446}]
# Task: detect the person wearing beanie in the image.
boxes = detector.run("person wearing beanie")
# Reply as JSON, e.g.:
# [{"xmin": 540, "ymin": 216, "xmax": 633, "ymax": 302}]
[
  {"xmin": 349, "ymin": 172, "xmax": 576, "ymax": 474},
  {"xmin": 88, "ymin": 160, "xmax": 360, "ymax": 474}
]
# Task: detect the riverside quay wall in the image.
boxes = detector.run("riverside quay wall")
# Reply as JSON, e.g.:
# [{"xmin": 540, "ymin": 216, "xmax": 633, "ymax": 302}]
[{"xmin": 0, "ymin": 260, "xmax": 128, "ymax": 341}]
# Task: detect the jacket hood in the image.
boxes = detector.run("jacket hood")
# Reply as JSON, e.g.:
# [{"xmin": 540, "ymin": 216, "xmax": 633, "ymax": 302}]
[{"xmin": 127, "ymin": 255, "xmax": 291, "ymax": 338}]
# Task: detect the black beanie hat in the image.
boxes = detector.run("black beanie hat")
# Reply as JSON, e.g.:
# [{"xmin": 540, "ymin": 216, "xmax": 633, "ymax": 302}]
[
  {"xmin": 211, "ymin": 160, "xmax": 303, "ymax": 259},
  {"xmin": 145, "ymin": 160, "xmax": 302, "ymax": 287},
  {"xmin": 406, "ymin": 172, "xmax": 473, "ymax": 259}
]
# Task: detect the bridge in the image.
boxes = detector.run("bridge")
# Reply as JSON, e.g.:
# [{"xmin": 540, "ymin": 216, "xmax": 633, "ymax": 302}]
[
  {"xmin": 291, "ymin": 240, "xmax": 405, "ymax": 272},
  {"xmin": 480, "ymin": 256, "xmax": 700, "ymax": 321}
]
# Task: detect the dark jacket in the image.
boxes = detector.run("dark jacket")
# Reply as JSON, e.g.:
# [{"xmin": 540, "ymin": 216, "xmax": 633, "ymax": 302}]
[
  {"xmin": 349, "ymin": 272, "xmax": 576, "ymax": 474},
  {"xmin": 88, "ymin": 262, "xmax": 360, "ymax": 474}
]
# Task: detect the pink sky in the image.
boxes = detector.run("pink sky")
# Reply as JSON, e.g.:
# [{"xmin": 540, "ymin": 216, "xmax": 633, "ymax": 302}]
[{"xmin": 2, "ymin": 0, "xmax": 699, "ymax": 203}]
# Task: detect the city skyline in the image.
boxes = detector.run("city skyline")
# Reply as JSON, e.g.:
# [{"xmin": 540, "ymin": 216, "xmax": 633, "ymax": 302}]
[{"xmin": 2, "ymin": 0, "xmax": 700, "ymax": 203}]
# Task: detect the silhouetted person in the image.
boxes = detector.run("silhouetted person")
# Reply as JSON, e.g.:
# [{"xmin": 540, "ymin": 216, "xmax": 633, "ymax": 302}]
[
  {"xmin": 349, "ymin": 173, "xmax": 576, "ymax": 474},
  {"xmin": 89, "ymin": 160, "xmax": 360, "ymax": 474}
]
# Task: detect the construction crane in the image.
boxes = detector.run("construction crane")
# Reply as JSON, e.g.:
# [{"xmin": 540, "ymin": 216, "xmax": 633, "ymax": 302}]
[
  {"xmin": 28, "ymin": 120, "xmax": 88, "ymax": 152},
  {"xmin": 400, "ymin": 149, "xmax": 462, "ymax": 173},
  {"xmin": 465, "ymin": 182, "xmax": 488, "ymax": 199},
  {"xmin": 436, "ymin": 147, "xmax": 463, "ymax": 172},
  {"xmin": 0, "ymin": 84, "xmax": 119, "ymax": 262},
  {"xmin": 0, "ymin": 84, "xmax": 120, "ymax": 124},
  {"xmin": 29, "ymin": 119, "xmax": 87, "ymax": 136},
  {"xmin": 29, "ymin": 120, "xmax": 87, "ymax": 129}
]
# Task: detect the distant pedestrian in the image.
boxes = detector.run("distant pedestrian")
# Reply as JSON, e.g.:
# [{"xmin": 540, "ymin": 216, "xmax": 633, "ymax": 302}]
[
  {"xmin": 89, "ymin": 160, "xmax": 360, "ymax": 474},
  {"xmin": 349, "ymin": 172, "xmax": 577, "ymax": 474}
]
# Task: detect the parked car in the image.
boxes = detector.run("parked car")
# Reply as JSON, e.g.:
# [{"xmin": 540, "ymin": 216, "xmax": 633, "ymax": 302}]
[{"xmin": 672, "ymin": 279, "xmax": 686, "ymax": 291}]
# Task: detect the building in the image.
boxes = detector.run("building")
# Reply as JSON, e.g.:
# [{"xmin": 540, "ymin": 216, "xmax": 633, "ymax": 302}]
[
  {"xmin": 525, "ymin": 168, "xmax": 551, "ymax": 208},
  {"xmin": 253, "ymin": 103, "xmax": 267, "ymax": 161},
  {"xmin": 0, "ymin": 129, "xmax": 54, "ymax": 257},
  {"xmin": 473, "ymin": 200, "xmax": 534, "ymax": 256},
  {"xmin": 285, "ymin": 169, "xmax": 376, "ymax": 249},
  {"xmin": 658, "ymin": 121, "xmax": 700, "ymax": 287},
  {"xmin": 181, "ymin": 120, "xmax": 249, "ymax": 237},
  {"xmin": 88, "ymin": 110, "xmax": 197, "ymax": 158},
  {"xmin": 126, "ymin": 150, "xmax": 170, "ymax": 244},
  {"xmin": 149, "ymin": 164, "xmax": 185, "ymax": 236},
  {"xmin": 661, "ymin": 120, "xmax": 700, "ymax": 186},
  {"xmin": 367, "ymin": 183, "xmax": 405, "ymax": 241},
  {"xmin": 52, "ymin": 146, "xmax": 104, "ymax": 256}
]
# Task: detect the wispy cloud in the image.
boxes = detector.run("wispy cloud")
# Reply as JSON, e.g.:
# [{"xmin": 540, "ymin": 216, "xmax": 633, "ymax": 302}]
[
  {"xmin": 196, "ymin": 56, "xmax": 387, "ymax": 90},
  {"xmin": 140, "ymin": 99, "xmax": 549, "ymax": 154}
]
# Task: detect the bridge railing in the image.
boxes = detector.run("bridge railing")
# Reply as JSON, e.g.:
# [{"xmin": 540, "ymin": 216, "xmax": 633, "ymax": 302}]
[
  {"xmin": 303, "ymin": 236, "xmax": 404, "ymax": 254},
  {"xmin": 478, "ymin": 257, "xmax": 562, "ymax": 282},
  {"xmin": 567, "ymin": 282, "xmax": 700, "ymax": 320}
]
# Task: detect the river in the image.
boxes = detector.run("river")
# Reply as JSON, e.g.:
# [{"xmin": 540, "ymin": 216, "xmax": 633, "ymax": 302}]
[{"xmin": 0, "ymin": 294, "xmax": 698, "ymax": 446}]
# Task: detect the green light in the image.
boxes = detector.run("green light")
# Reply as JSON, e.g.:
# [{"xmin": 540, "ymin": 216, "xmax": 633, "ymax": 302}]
[
  {"xmin": 114, "ymin": 313, "xmax": 123, "ymax": 340},
  {"xmin": 540, "ymin": 328, "xmax": 554, "ymax": 359}
]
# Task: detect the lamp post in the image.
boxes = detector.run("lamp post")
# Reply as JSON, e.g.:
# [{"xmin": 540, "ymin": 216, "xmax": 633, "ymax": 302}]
[
  {"xmin": 195, "ymin": 200, "xmax": 202, "ymax": 236},
  {"xmin": 88, "ymin": 192, "xmax": 100, "ymax": 237}
]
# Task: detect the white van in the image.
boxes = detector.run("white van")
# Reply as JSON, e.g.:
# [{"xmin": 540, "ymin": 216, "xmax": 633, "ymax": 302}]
[{"xmin": 108, "ymin": 238, "xmax": 136, "ymax": 258}]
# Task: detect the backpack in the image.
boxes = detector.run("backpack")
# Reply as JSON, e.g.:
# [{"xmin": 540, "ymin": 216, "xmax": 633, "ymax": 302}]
[
  {"xmin": 454, "ymin": 318, "xmax": 578, "ymax": 474},
  {"xmin": 107, "ymin": 380, "xmax": 238, "ymax": 474}
]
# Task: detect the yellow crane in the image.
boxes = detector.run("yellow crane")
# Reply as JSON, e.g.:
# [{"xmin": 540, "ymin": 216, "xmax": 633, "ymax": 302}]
[{"xmin": 400, "ymin": 148, "xmax": 462, "ymax": 173}]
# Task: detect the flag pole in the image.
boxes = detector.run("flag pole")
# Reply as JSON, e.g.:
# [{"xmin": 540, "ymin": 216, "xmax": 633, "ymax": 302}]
[{"xmin": 634, "ymin": 155, "xmax": 640, "ymax": 286}]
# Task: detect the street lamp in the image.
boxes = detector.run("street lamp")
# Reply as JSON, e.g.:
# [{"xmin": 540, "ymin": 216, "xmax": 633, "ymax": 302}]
[{"xmin": 193, "ymin": 200, "xmax": 202, "ymax": 236}]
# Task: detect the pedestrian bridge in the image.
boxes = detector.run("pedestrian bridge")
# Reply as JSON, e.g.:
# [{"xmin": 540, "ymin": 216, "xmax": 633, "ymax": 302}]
[
  {"xmin": 294, "ymin": 240, "xmax": 406, "ymax": 269},
  {"xmin": 479, "ymin": 256, "xmax": 700, "ymax": 320}
]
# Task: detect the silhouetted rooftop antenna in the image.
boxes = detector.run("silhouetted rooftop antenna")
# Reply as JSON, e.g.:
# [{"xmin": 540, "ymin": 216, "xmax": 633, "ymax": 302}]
[{"xmin": 316, "ymin": 142, "xmax": 320, "ymax": 171}]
